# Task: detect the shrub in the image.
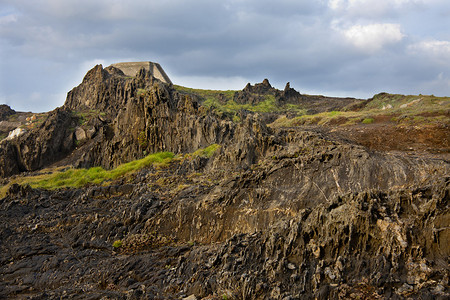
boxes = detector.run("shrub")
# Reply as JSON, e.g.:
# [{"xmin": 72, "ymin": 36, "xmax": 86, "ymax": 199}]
[{"xmin": 112, "ymin": 240, "xmax": 123, "ymax": 248}]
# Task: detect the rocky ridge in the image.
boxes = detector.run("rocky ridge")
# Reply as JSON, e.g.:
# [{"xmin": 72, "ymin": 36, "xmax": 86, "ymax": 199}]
[{"xmin": 0, "ymin": 64, "xmax": 449, "ymax": 299}]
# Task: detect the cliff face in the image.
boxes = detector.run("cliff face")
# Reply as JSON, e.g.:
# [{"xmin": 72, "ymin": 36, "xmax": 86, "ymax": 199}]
[
  {"xmin": 0, "ymin": 64, "xmax": 449, "ymax": 299},
  {"xmin": 64, "ymin": 64, "xmax": 236, "ymax": 169},
  {"xmin": 0, "ymin": 108, "xmax": 77, "ymax": 177}
]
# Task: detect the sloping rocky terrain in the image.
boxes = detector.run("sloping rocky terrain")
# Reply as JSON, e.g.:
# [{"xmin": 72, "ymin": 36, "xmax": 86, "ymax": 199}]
[{"xmin": 0, "ymin": 65, "xmax": 449, "ymax": 299}]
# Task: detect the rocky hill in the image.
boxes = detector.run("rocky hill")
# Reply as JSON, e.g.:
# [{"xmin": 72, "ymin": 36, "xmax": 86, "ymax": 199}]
[{"xmin": 0, "ymin": 64, "xmax": 449, "ymax": 299}]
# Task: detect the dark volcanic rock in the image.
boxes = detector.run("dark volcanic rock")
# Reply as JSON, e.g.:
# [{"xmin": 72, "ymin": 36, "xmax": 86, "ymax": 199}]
[
  {"xmin": 233, "ymin": 79, "xmax": 363, "ymax": 114},
  {"xmin": 0, "ymin": 64, "xmax": 449, "ymax": 299},
  {"xmin": 62, "ymin": 64, "xmax": 238, "ymax": 169},
  {"xmin": 0, "ymin": 108, "xmax": 77, "ymax": 177},
  {"xmin": 0, "ymin": 149, "xmax": 448, "ymax": 299},
  {"xmin": 234, "ymin": 79, "xmax": 278, "ymax": 105},
  {"xmin": 175, "ymin": 178, "xmax": 449, "ymax": 299},
  {"xmin": 0, "ymin": 104, "xmax": 15, "ymax": 121}
]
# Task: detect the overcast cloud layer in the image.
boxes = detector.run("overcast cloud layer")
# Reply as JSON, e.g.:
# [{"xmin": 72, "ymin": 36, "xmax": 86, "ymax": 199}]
[{"xmin": 1, "ymin": 0, "xmax": 449, "ymax": 112}]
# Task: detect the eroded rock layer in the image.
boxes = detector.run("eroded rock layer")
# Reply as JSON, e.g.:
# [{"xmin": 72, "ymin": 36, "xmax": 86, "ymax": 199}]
[{"xmin": 0, "ymin": 64, "xmax": 448, "ymax": 299}]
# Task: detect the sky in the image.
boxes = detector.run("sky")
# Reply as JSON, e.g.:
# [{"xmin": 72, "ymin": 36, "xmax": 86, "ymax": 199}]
[{"xmin": 0, "ymin": 0, "xmax": 449, "ymax": 112}]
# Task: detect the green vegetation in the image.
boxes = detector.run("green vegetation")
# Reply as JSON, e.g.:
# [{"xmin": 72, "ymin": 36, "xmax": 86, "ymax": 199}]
[
  {"xmin": 269, "ymin": 93, "xmax": 449, "ymax": 128},
  {"xmin": 174, "ymin": 85, "xmax": 236, "ymax": 102},
  {"xmin": 0, "ymin": 144, "xmax": 224, "ymax": 198},
  {"xmin": 175, "ymin": 86, "xmax": 448, "ymax": 128},
  {"xmin": 189, "ymin": 144, "xmax": 221, "ymax": 158},
  {"xmin": 364, "ymin": 93, "xmax": 448, "ymax": 112},
  {"xmin": 112, "ymin": 240, "xmax": 123, "ymax": 248},
  {"xmin": 0, "ymin": 152, "xmax": 175, "ymax": 197},
  {"xmin": 17, "ymin": 113, "xmax": 49, "ymax": 130},
  {"xmin": 174, "ymin": 85, "xmax": 307, "ymax": 119},
  {"xmin": 202, "ymin": 95, "xmax": 307, "ymax": 115},
  {"xmin": 73, "ymin": 109, "xmax": 105, "ymax": 125}
]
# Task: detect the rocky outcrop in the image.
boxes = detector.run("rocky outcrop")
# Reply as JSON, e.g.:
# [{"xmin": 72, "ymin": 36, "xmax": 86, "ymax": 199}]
[
  {"xmin": 234, "ymin": 79, "xmax": 278, "ymax": 105},
  {"xmin": 64, "ymin": 64, "xmax": 150, "ymax": 114},
  {"xmin": 0, "ymin": 143, "xmax": 448, "ymax": 299},
  {"xmin": 0, "ymin": 104, "xmax": 15, "ymax": 121},
  {"xmin": 0, "ymin": 65, "xmax": 235, "ymax": 175},
  {"xmin": 150, "ymin": 126, "xmax": 449, "ymax": 245},
  {"xmin": 233, "ymin": 79, "xmax": 363, "ymax": 114},
  {"xmin": 64, "ymin": 65, "xmax": 237, "ymax": 169},
  {"xmin": 0, "ymin": 63, "xmax": 448, "ymax": 299},
  {"xmin": 0, "ymin": 105, "xmax": 19, "ymax": 141},
  {"xmin": 0, "ymin": 66, "xmax": 364, "ymax": 177},
  {"xmin": 175, "ymin": 178, "xmax": 449, "ymax": 299},
  {"xmin": 0, "ymin": 108, "xmax": 77, "ymax": 177}
]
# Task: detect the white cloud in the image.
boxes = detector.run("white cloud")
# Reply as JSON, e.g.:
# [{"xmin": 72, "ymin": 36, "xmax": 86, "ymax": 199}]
[
  {"xmin": 409, "ymin": 40, "xmax": 450, "ymax": 56},
  {"xmin": 339, "ymin": 23, "xmax": 404, "ymax": 53}
]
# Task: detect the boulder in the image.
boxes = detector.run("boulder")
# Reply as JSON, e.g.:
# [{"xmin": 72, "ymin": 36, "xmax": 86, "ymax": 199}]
[{"xmin": 75, "ymin": 127, "xmax": 87, "ymax": 141}]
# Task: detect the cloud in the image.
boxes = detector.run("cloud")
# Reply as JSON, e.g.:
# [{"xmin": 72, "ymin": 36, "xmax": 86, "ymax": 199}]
[
  {"xmin": 333, "ymin": 22, "xmax": 404, "ymax": 53},
  {"xmin": 408, "ymin": 39, "xmax": 450, "ymax": 64},
  {"xmin": 0, "ymin": 0, "xmax": 449, "ymax": 112},
  {"xmin": 171, "ymin": 75, "xmax": 249, "ymax": 91},
  {"xmin": 328, "ymin": 0, "xmax": 420, "ymax": 17},
  {"xmin": 0, "ymin": 13, "xmax": 18, "ymax": 25}
]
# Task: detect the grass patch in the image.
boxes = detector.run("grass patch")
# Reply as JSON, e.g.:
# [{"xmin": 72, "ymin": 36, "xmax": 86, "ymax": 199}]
[
  {"xmin": 270, "ymin": 93, "xmax": 449, "ymax": 128},
  {"xmin": 174, "ymin": 85, "xmax": 308, "ymax": 119},
  {"xmin": 188, "ymin": 144, "xmax": 221, "ymax": 158},
  {"xmin": 203, "ymin": 95, "xmax": 307, "ymax": 115},
  {"xmin": 174, "ymin": 85, "xmax": 236, "ymax": 103},
  {"xmin": 364, "ymin": 93, "xmax": 450, "ymax": 114},
  {"xmin": 0, "ymin": 144, "xmax": 224, "ymax": 198},
  {"xmin": 0, "ymin": 152, "xmax": 175, "ymax": 197},
  {"xmin": 73, "ymin": 109, "xmax": 105, "ymax": 125}
]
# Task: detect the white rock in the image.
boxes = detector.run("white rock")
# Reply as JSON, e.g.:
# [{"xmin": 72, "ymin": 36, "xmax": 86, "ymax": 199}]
[{"xmin": 6, "ymin": 127, "xmax": 26, "ymax": 140}]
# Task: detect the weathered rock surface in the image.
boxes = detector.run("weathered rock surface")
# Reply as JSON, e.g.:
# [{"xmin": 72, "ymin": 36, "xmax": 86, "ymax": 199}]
[
  {"xmin": 0, "ymin": 104, "xmax": 15, "ymax": 121},
  {"xmin": 0, "ymin": 64, "xmax": 449, "ymax": 299},
  {"xmin": 233, "ymin": 79, "xmax": 362, "ymax": 114},
  {"xmin": 0, "ymin": 105, "xmax": 19, "ymax": 141},
  {"xmin": 0, "ymin": 108, "xmax": 77, "ymax": 177},
  {"xmin": 0, "ymin": 149, "xmax": 448, "ymax": 299},
  {"xmin": 61, "ymin": 64, "xmax": 237, "ymax": 170}
]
